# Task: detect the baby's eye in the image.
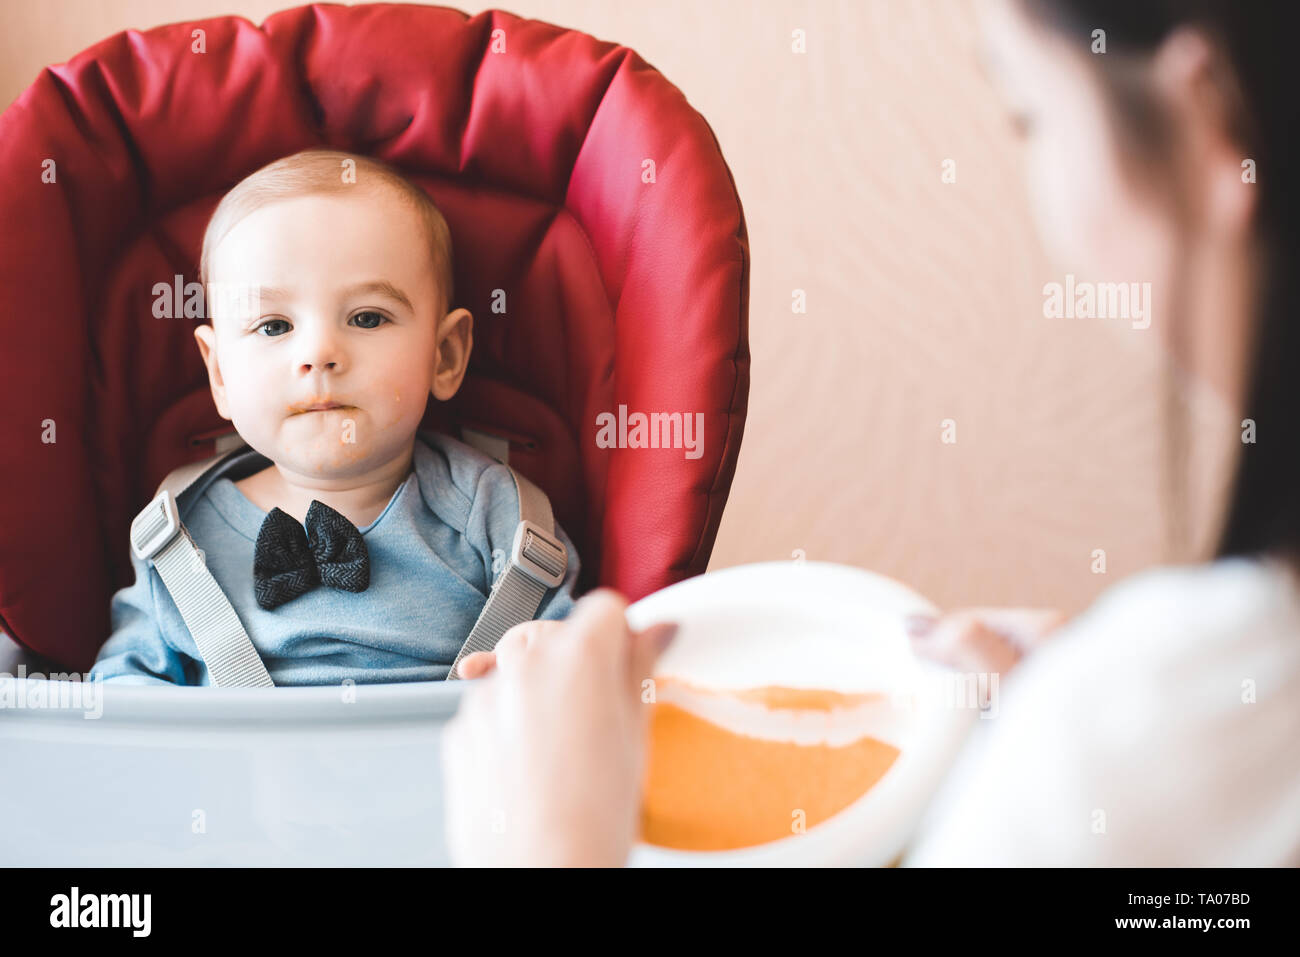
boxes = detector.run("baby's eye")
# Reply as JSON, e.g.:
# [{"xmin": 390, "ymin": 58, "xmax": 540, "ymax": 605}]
[
  {"xmin": 256, "ymin": 318, "xmax": 291, "ymax": 337},
  {"xmin": 350, "ymin": 310, "xmax": 389, "ymax": 329}
]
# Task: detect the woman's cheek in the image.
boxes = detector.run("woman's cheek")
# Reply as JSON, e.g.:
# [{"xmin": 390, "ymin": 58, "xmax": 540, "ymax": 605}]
[
  {"xmin": 1027, "ymin": 124, "xmax": 1126, "ymax": 276},
  {"xmin": 1025, "ymin": 137, "xmax": 1087, "ymax": 267}
]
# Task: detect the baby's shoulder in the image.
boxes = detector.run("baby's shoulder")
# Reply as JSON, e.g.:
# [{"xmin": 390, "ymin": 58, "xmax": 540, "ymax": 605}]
[{"xmin": 413, "ymin": 431, "xmax": 519, "ymax": 529}]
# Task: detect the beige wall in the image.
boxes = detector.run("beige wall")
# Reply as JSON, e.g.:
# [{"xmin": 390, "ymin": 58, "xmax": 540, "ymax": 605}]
[{"xmin": 0, "ymin": 0, "xmax": 1234, "ymax": 615}]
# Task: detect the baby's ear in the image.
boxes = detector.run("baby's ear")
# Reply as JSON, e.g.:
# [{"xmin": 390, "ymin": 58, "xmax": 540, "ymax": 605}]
[
  {"xmin": 193, "ymin": 324, "xmax": 232, "ymax": 420},
  {"xmin": 431, "ymin": 307, "xmax": 474, "ymax": 401}
]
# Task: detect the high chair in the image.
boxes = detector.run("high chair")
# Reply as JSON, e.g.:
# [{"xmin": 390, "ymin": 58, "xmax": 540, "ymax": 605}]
[
  {"xmin": 0, "ymin": 3, "xmax": 749, "ymax": 864},
  {"xmin": 0, "ymin": 1, "xmax": 750, "ymax": 674}
]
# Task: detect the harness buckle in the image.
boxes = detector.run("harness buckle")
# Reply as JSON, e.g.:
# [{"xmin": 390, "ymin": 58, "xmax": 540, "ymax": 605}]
[
  {"xmin": 130, "ymin": 490, "xmax": 181, "ymax": 562},
  {"xmin": 510, "ymin": 520, "xmax": 567, "ymax": 588}
]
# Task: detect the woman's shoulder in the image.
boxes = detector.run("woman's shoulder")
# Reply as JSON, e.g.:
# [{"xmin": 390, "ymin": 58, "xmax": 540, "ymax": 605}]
[
  {"xmin": 1077, "ymin": 554, "xmax": 1300, "ymax": 628},
  {"xmin": 906, "ymin": 556, "xmax": 1300, "ymax": 866},
  {"xmin": 1014, "ymin": 555, "xmax": 1300, "ymax": 753},
  {"xmin": 1040, "ymin": 555, "xmax": 1300, "ymax": 683}
]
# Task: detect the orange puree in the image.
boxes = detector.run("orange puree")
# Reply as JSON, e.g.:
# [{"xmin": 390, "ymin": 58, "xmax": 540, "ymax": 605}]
[
  {"xmin": 639, "ymin": 690, "xmax": 901, "ymax": 851},
  {"xmin": 672, "ymin": 681, "xmax": 887, "ymax": 711}
]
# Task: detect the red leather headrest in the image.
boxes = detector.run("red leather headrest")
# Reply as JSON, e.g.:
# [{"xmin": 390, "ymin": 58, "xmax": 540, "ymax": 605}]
[{"xmin": 0, "ymin": 3, "xmax": 749, "ymax": 669}]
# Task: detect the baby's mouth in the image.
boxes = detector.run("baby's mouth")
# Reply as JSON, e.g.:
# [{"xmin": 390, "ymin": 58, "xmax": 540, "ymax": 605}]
[{"xmin": 289, "ymin": 399, "xmax": 355, "ymax": 415}]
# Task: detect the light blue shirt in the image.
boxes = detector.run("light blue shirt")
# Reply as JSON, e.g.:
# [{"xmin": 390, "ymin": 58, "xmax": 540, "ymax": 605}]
[{"xmin": 89, "ymin": 432, "xmax": 580, "ymax": 686}]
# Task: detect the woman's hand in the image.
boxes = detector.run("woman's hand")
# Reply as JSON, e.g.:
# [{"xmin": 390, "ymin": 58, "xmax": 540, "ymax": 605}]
[
  {"xmin": 440, "ymin": 589, "xmax": 677, "ymax": 867},
  {"xmin": 905, "ymin": 607, "xmax": 1067, "ymax": 676},
  {"xmin": 453, "ymin": 619, "xmax": 564, "ymax": 679}
]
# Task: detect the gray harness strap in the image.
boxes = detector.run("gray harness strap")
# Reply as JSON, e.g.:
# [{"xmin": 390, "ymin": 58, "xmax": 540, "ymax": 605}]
[
  {"xmin": 446, "ymin": 469, "xmax": 566, "ymax": 680},
  {"xmin": 130, "ymin": 446, "xmax": 273, "ymax": 688}
]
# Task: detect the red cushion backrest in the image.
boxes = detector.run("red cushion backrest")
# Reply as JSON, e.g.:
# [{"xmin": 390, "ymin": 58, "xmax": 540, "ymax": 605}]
[{"xmin": 0, "ymin": 3, "xmax": 750, "ymax": 669}]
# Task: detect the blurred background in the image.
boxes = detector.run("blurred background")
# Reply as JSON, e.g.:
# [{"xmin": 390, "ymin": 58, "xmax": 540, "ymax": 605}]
[{"xmin": 0, "ymin": 0, "xmax": 1235, "ymax": 615}]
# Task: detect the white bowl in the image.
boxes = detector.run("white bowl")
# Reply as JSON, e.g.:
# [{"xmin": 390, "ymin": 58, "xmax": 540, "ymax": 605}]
[{"xmin": 624, "ymin": 561, "xmax": 978, "ymax": 867}]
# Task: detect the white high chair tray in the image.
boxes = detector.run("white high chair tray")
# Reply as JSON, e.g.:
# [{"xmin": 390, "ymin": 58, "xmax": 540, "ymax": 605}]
[{"xmin": 0, "ymin": 680, "xmax": 465, "ymax": 866}]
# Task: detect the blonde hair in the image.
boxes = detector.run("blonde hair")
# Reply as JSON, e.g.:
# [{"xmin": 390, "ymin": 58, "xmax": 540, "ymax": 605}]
[{"xmin": 199, "ymin": 148, "xmax": 454, "ymax": 315}]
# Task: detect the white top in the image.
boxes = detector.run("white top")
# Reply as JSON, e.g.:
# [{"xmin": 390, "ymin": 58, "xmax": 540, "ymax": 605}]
[{"xmin": 903, "ymin": 556, "xmax": 1300, "ymax": 866}]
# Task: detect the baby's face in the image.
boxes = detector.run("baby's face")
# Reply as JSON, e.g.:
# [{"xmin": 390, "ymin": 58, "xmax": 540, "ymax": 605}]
[{"xmin": 196, "ymin": 187, "xmax": 467, "ymax": 481}]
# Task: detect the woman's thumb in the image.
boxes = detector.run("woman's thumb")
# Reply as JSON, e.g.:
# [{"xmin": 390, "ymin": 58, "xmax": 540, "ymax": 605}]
[{"xmin": 629, "ymin": 622, "xmax": 678, "ymax": 691}]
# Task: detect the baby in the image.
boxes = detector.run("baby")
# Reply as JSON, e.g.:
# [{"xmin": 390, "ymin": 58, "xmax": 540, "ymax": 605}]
[{"xmin": 90, "ymin": 148, "xmax": 581, "ymax": 686}]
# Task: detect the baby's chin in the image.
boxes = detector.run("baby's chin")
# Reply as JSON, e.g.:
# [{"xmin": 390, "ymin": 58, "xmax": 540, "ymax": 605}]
[
  {"xmin": 267, "ymin": 413, "xmax": 409, "ymax": 477},
  {"xmin": 286, "ymin": 446, "xmax": 376, "ymax": 477}
]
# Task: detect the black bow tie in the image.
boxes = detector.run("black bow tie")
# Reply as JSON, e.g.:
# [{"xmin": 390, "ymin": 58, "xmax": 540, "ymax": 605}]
[{"xmin": 253, "ymin": 500, "xmax": 370, "ymax": 610}]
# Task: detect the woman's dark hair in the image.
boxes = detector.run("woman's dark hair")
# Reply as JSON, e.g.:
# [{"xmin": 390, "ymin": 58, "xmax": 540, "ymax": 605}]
[{"xmin": 1021, "ymin": 0, "xmax": 1300, "ymax": 564}]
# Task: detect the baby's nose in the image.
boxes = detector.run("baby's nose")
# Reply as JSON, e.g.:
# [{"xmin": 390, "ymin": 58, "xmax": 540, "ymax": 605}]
[
  {"xmin": 295, "ymin": 329, "xmax": 345, "ymax": 373},
  {"xmin": 299, "ymin": 358, "xmax": 339, "ymax": 373}
]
